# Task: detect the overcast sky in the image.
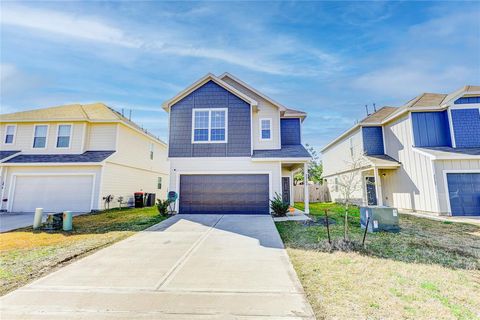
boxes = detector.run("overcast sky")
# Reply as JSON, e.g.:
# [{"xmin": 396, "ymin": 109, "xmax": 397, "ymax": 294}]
[{"xmin": 1, "ymin": 1, "xmax": 479, "ymax": 152}]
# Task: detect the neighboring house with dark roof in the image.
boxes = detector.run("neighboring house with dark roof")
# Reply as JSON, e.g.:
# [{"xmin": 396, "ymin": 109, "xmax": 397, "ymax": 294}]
[
  {"xmin": 0, "ymin": 103, "xmax": 168, "ymax": 213},
  {"xmin": 322, "ymin": 86, "xmax": 480, "ymax": 216},
  {"xmin": 162, "ymin": 72, "xmax": 311, "ymax": 215}
]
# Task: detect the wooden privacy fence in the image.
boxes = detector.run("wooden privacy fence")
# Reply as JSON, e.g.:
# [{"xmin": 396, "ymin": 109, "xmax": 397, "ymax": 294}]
[{"xmin": 294, "ymin": 183, "xmax": 331, "ymax": 203}]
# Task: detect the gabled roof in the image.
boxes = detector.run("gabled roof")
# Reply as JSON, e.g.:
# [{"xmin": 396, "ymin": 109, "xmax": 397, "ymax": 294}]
[
  {"xmin": 220, "ymin": 72, "xmax": 287, "ymax": 112},
  {"xmin": 0, "ymin": 103, "xmax": 119, "ymax": 122},
  {"xmin": 360, "ymin": 107, "xmax": 398, "ymax": 124},
  {"xmin": 162, "ymin": 73, "xmax": 258, "ymax": 111},
  {"xmin": 323, "ymin": 85, "xmax": 479, "ymax": 152},
  {"xmin": 3, "ymin": 151, "xmax": 116, "ymax": 164},
  {"xmin": 0, "ymin": 103, "xmax": 166, "ymax": 146}
]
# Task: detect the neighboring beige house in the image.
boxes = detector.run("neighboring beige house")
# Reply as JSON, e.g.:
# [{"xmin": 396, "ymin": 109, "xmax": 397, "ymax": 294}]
[
  {"xmin": 322, "ymin": 86, "xmax": 480, "ymax": 216},
  {"xmin": 0, "ymin": 103, "xmax": 168, "ymax": 213}
]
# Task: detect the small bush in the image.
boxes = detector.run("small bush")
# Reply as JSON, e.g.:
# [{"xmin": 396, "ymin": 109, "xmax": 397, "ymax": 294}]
[
  {"xmin": 156, "ymin": 199, "xmax": 171, "ymax": 216},
  {"xmin": 270, "ymin": 193, "xmax": 289, "ymax": 217}
]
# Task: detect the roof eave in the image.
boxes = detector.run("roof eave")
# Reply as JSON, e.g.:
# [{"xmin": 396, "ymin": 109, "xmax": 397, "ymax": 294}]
[{"xmin": 162, "ymin": 73, "xmax": 258, "ymax": 112}]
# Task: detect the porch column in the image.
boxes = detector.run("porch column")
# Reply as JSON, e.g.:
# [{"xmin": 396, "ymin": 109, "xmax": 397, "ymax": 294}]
[
  {"xmin": 304, "ymin": 162, "xmax": 309, "ymax": 214},
  {"xmin": 373, "ymin": 167, "xmax": 384, "ymax": 206}
]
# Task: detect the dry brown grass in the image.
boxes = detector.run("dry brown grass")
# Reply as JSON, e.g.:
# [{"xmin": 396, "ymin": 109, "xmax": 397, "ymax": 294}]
[
  {"xmin": 276, "ymin": 203, "xmax": 480, "ymax": 320},
  {"xmin": 0, "ymin": 207, "xmax": 166, "ymax": 296}
]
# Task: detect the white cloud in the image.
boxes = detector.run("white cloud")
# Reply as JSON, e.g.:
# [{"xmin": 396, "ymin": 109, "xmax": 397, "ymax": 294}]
[{"xmin": 0, "ymin": 4, "xmax": 342, "ymax": 76}]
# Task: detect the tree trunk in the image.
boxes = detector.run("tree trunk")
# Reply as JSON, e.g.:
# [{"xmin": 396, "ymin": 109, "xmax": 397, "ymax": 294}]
[{"xmin": 344, "ymin": 203, "xmax": 349, "ymax": 241}]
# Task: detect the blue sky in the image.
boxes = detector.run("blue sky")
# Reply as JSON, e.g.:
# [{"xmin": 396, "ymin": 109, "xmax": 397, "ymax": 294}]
[{"xmin": 1, "ymin": 1, "xmax": 479, "ymax": 152}]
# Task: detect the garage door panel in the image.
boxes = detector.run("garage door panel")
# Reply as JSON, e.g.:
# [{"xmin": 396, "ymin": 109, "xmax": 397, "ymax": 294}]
[
  {"xmin": 447, "ymin": 173, "xmax": 480, "ymax": 216},
  {"xmin": 179, "ymin": 174, "xmax": 269, "ymax": 215},
  {"xmin": 11, "ymin": 175, "xmax": 94, "ymax": 213}
]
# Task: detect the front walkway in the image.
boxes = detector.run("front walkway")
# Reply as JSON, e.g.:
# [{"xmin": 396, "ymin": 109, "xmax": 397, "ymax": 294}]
[{"xmin": 0, "ymin": 214, "xmax": 314, "ymax": 319}]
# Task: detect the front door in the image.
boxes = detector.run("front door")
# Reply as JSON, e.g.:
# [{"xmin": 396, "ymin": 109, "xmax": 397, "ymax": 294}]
[
  {"xmin": 282, "ymin": 177, "xmax": 290, "ymax": 204},
  {"xmin": 365, "ymin": 176, "xmax": 377, "ymax": 206}
]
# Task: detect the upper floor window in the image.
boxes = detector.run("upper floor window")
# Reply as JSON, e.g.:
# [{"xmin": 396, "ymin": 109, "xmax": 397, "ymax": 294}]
[
  {"xmin": 56, "ymin": 124, "xmax": 72, "ymax": 148},
  {"xmin": 33, "ymin": 125, "xmax": 48, "ymax": 148},
  {"xmin": 4, "ymin": 125, "xmax": 16, "ymax": 144},
  {"xmin": 192, "ymin": 108, "xmax": 227, "ymax": 143},
  {"xmin": 150, "ymin": 143, "xmax": 154, "ymax": 160},
  {"xmin": 260, "ymin": 118, "xmax": 272, "ymax": 141}
]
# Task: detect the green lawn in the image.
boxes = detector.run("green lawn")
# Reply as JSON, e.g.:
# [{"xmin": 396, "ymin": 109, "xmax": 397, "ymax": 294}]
[
  {"xmin": 0, "ymin": 207, "xmax": 166, "ymax": 296},
  {"xmin": 276, "ymin": 203, "xmax": 480, "ymax": 320}
]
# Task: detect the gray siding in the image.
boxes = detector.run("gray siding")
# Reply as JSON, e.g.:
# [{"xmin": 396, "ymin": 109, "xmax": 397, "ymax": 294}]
[{"xmin": 169, "ymin": 81, "xmax": 251, "ymax": 157}]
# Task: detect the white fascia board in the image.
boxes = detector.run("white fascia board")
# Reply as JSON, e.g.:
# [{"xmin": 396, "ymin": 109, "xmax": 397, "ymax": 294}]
[
  {"xmin": 0, "ymin": 152, "xmax": 22, "ymax": 163},
  {"xmin": 219, "ymin": 72, "xmax": 287, "ymax": 111},
  {"xmin": 251, "ymin": 157, "xmax": 310, "ymax": 162},
  {"xmin": 161, "ymin": 73, "xmax": 258, "ymax": 111},
  {"xmin": 1, "ymin": 162, "xmax": 105, "ymax": 167}
]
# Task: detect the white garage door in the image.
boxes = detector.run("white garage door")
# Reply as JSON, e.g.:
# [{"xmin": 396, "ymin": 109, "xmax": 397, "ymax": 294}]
[{"xmin": 11, "ymin": 175, "xmax": 94, "ymax": 213}]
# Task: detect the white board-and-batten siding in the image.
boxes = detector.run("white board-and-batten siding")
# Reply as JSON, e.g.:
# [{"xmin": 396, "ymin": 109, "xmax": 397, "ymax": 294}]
[{"xmin": 382, "ymin": 114, "xmax": 437, "ymax": 213}]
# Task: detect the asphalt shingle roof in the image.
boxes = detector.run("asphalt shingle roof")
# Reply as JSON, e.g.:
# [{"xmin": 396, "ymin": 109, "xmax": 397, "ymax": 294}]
[
  {"xmin": 252, "ymin": 145, "xmax": 311, "ymax": 158},
  {"xmin": 5, "ymin": 151, "xmax": 115, "ymax": 163},
  {"xmin": 0, "ymin": 150, "xmax": 21, "ymax": 161}
]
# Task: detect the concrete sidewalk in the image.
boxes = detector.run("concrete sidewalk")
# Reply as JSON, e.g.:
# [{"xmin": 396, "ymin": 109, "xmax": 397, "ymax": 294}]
[
  {"xmin": 0, "ymin": 212, "xmax": 87, "ymax": 233},
  {"xmin": 0, "ymin": 214, "xmax": 314, "ymax": 319}
]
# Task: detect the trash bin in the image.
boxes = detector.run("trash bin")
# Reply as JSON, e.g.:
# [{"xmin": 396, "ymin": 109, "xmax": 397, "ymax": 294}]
[
  {"xmin": 134, "ymin": 192, "xmax": 145, "ymax": 208},
  {"xmin": 145, "ymin": 193, "xmax": 156, "ymax": 207}
]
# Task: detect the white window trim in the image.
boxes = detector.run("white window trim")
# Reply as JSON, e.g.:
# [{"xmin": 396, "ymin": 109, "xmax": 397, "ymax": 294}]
[
  {"xmin": 32, "ymin": 124, "xmax": 49, "ymax": 149},
  {"xmin": 259, "ymin": 118, "xmax": 272, "ymax": 141},
  {"xmin": 55, "ymin": 123, "xmax": 72, "ymax": 149},
  {"xmin": 191, "ymin": 108, "xmax": 228, "ymax": 144},
  {"xmin": 442, "ymin": 169, "xmax": 480, "ymax": 216},
  {"xmin": 4, "ymin": 124, "xmax": 16, "ymax": 145}
]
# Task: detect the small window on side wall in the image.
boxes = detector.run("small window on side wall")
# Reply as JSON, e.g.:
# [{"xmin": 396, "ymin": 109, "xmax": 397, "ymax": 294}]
[
  {"xmin": 150, "ymin": 143, "xmax": 154, "ymax": 160},
  {"xmin": 157, "ymin": 177, "xmax": 162, "ymax": 189},
  {"xmin": 260, "ymin": 119, "xmax": 271, "ymax": 141},
  {"xmin": 4, "ymin": 125, "xmax": 16, "ymax": 144}
]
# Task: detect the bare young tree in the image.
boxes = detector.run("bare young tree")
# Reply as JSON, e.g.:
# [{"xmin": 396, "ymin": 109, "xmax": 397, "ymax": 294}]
[{"xmin": 335, "ymin": 153, "xmax": 368, "ymax": 241}]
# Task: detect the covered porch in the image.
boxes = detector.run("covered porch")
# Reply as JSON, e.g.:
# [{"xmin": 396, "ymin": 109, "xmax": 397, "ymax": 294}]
[
  {"xmin": 281, "ymin": 160, "xmax": 310, "ymax": 214},
  {"xmin": 361, "ymin": 155, "xmax": 401, "ymax": 206}
]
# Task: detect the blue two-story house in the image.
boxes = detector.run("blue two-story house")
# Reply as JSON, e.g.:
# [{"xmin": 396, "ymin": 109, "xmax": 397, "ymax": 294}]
[
  {"xmin": 162, "ymin": 73, "xmax": 311, "ymax": 215},
  {"xmin": 322, "ymin": 86, "xmax": 480, "ymax": 216}
]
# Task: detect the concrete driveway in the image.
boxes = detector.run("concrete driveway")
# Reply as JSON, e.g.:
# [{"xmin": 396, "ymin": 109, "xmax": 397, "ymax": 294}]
[
  {"xmin": 0, "ymin": 214, "xmax": 314, "ymax": 319},
  {"xmin": 0, "ymin": 212, "xmax": 87, "ymax": 233}
]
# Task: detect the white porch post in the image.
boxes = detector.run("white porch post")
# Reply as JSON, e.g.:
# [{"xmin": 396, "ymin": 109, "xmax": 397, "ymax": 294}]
[
  {"xmin": 304, "ymin": 162, "xmax": 309, "ymax": 213},
  {"xmin": 373, "ymin": 167, "xmax": 383, "ymax": 206}
]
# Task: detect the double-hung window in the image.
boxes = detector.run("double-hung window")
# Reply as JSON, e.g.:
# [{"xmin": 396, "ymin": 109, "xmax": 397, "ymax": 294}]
[
  {"xmin": 260, "ymin": 118, "xmax": 271, "ymax": 141},
  {"xmin": 56, "ymin": 124, "xmax": 72, "ymax": 148},
  {"xmin": 4, "ymin": 125, "xmax": 16, "ymax": 144},
  {"xmin": 33, "ymin": 125, "xmax": 48, "ymax": 148},
  {"xmin": 192, "ymin": 108, "xmax": 227, "ymax": 143}
]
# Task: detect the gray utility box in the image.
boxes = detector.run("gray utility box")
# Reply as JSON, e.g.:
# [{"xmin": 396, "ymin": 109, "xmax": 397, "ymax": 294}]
[{"xmin": 360, "ymin": 206, "xmax": 400, "ymax": 233}]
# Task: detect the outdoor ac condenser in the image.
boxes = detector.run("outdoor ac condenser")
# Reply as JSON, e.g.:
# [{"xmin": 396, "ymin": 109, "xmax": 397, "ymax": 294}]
[{"xmin": 360, "ymin": 206, "xmax": 400, "ymax": 233}]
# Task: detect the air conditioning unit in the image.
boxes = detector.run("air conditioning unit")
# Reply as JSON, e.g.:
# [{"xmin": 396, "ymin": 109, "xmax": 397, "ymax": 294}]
[{"xmin": 360, "ymin": 206, "xmax": 400, "ymax": 233}]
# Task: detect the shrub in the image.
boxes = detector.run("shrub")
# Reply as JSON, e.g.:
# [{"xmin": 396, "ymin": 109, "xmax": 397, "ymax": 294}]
[
  {"xmin": 156, "ymin": 199, "xmax": 171, "ymax": 216},
  {"xmin": 270, "ymin": 193, "xmax": 289, "ymax": 217}
]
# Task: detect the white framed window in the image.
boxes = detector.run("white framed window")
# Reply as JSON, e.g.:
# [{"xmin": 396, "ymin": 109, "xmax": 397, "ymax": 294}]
[
  {"xmin": 56, "ymin": 124, "xmax": 72, "ymax": 148},
  {"xmin": 33, "ymin": 124, "xmax": 48, "ymax": 148},
  {"xmin": 4, "ymin": 125, "xmax": 16, "ymax": 144},
  {"xmin": 192, "ymin": 108, "xmax": 228, "ymax": 143},
  {"xmin": 150, "ymin": 143, "xmax": 154, "ymax": 160},
  {"xmin": 260, "ymin": 118, "xmax": 272, "ymax": 141}
]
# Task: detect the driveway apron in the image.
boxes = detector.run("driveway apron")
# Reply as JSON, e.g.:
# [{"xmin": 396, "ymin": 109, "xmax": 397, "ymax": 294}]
[{"xmin": 0, "ymin": 214, "xmax": 315, "ymax": 319}]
